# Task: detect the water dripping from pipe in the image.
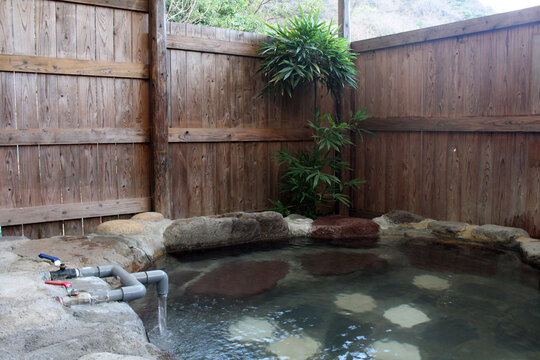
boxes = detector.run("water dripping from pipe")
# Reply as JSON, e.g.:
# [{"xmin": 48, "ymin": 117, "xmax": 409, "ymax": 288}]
[{"xmin": 158, "ymin": 296, "xmax": 167, "ymax": 335}]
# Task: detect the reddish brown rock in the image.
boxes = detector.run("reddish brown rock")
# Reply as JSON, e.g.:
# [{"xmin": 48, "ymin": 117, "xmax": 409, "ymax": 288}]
[
  {"xmin": 311, "ymin": 216, "xmax": 379, "ymax": 247},
  {"xmin": 185, "ymin": 260, "xmax": 289, "ymax": 297},
  {"xmin": 299, "ymin": 251, "xmax": 388, "ymax": 276}
]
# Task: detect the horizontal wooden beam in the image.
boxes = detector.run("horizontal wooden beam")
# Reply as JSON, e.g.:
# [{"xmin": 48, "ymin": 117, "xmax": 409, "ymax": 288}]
[
  {"xmin": 351, "ymin": 6, "xmax": 540, "ymax": 53},
  {"xmin": 55, "ymin": 0, "xmax": 148, "ymax": 12},
  {"xmin": 167, "ymin": 35, "xmax": 262, "ymax": 58},
  {"xmin": 360, "ymin": 116, "xmax": 540, "ymax": 132},
  {"xmin": 0, "ymin": 128, "xmax": 149, "ymax": 146},
  {"xmin": 168, "ymin": 127, "xmax": 313, "ymax": 142},
  {"xmin": 0, "ymin": 197, "xmax": 151, "ymax": 226},
  {"xmin": 0, "ymin": 54, "xmax": 149, "ymax": 79}
]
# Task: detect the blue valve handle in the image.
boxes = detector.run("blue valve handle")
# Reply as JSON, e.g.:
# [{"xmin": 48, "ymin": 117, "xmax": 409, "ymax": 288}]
[{"xmin": 39, "ymin": 253, "xmax": 61, "ymax": 266}]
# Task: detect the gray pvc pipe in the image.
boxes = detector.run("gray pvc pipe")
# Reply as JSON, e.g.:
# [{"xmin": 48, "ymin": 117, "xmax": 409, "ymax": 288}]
[
  {"xmin": 57, "ymin": 265, "xmax": 168, "ymax": 306},
  {"xmin": 132, "ymin": 270, "xmax": 169, "ymax": 297}
]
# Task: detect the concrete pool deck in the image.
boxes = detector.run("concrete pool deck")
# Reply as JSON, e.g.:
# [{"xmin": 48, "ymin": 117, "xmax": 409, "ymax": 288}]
[{"xmin": 0, "ymin": 210, "xmax": 538, "ymax": 359}]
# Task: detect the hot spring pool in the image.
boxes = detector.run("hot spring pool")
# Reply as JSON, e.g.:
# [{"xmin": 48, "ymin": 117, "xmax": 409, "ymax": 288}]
[{"xmin": 131, "ymin": 237, "xmax": 540, "ymax": 359}]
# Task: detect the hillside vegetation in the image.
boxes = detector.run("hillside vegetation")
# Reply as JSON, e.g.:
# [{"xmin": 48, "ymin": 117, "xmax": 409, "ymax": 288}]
[{"xmin": 166, "ymin": 0, "xmax": 494, "ymax": 40}]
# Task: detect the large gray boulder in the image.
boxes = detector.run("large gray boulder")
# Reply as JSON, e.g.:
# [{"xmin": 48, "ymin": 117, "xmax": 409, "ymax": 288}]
[
  {"xmin": 164, "ymin": 212, "xmax": 288, "ymax": 253},
  {"xmin": 0, "ymin": 272, "xmax": 169, "ymax": 360}
]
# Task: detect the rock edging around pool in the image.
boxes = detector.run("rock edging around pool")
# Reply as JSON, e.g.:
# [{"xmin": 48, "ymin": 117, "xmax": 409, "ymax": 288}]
[{"xmin": 372, "ymin": 210, "xmax": 540, "ymax": 269}]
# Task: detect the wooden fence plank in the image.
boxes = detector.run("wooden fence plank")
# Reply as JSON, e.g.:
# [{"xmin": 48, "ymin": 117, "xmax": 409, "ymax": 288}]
[
  {"xmin": 55, "ymin": 0, "xmax": 148, "ymax": 12},
  {"xmin": 358, "ymin": 116, "xmax": 540, "ymax": 132},
  {"xmin": 0, "ymin": 197, "xmax": 151, "ymax": 226},
  {"xmin": 168, "ymin": 128, "xmax": 312, "ymax": 142},
  {"xmin": 167, "ymin": 35, "xmax": 262, "ymax": 58},
  {"xmin": 0, "ymin": 54, "xmax": 149, "ymax": 78}
]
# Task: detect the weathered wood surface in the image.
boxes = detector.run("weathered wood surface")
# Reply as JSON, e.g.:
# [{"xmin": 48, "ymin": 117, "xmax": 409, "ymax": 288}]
[
  {"xmin": 150, "ymin": 0, "xmax": 171, "ymax": 218},
  {"xmin": 55, "ymin": 0, "xmax": 148, "ymax": 12},
  {"xmin": 360, "ymin": 116, "xmax": 540, "ymax": 132},
  {"xmin": 0, "ymin": 54, "xmax": 149, "ymax": 78},
  {"xmin": 0, "ymin": 197, "xmax": 151, "ymax": 226},
  {"xmin": 168, "ymin": 128, "xmax": 312, "ymax": 142},
  {"xmin": 0, "ymin": 0, "xmax": 151, "ymax": 237},
  {"xmin": 352, "ymin": 21, "xmax": 540, "ymax": 238},
  {"xmin": 0, "ymin": 128, "xmax": 149, "ymax": 145},
  {"xmin": 167, "ymin": 34, "xmax": 263, "ymax": 57},
  {"xmin": 166, "ymin": 23, "xmax": 319, "ymax": 218}
]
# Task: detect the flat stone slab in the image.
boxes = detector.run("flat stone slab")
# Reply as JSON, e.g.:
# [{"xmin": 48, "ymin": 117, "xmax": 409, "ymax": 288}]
[
  {"xmin": 299, "ymin": 251, "xmax": 388, "ymax": 276},
  {"xmin": 427, "ymin": 221, "xmax": 468, "ymax": 235},
  {"xmin": 311, "ymin": 215, "xmax": 379, "ymax": 241},
  {"xmin": 472, "ymin": 224, "xmax": 529, "ymax": 243},
  {"xmin": 185, "ymin": 260, "xmax": 289, "ymax": 297}
]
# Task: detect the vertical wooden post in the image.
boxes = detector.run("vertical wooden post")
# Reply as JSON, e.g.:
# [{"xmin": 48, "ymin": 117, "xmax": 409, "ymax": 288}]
[
  {"xmin": 149, "ymin": 0, "xmax": 171, "ymax": 218},
  {"xmin": 338, "ymin": 0, "xmax": 351, "ymax": 41},
  {"xmin": 338, "ymin": 0, "xmax": 352, "ymax": 215}
]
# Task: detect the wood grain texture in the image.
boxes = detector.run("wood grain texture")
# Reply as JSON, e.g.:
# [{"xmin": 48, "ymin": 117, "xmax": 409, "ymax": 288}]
[
  {"xmin": 0, "ymin": 197, "xmax": 151, "ymax": 226},
  {"xmin": 55, "ymin": 0, "xmax": 148, "ymax": 12},
  {"xmin": 0, "ymin": 54, "xmax": 149, "ymax": 78},
  {"xmin": 358, "ymin": 116, "xmax": 540, "ymax": 132},
  {"xmin": 167, "ymin": 34, "xmax": 263, "ymax": 58}
]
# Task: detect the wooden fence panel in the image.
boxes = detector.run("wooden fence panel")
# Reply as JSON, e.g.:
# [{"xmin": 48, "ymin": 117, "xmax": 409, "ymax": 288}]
[
  {"xmin": 166, "ymin": 24, "xmax": 321, "ymax": 218},
  {"xmin": 351, "ymin": 15, "xmax": 540, "ymax": 237},
  {"xmin": 0, "ymin": 0, "xmax": 151, "ymax": 238}
]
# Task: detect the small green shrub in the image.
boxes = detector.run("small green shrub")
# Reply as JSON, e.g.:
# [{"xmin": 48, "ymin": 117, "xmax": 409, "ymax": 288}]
[
  {"xmin": 258, "ymin": 8, "xmax": 357, "ymax": 101},
  {"xmin": 270, "ymin": 109, "xmax": 373, "ymax": 219}
]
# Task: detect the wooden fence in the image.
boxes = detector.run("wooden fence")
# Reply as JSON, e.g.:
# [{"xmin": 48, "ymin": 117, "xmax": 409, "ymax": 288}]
[
  {"xmin": 165, "ymin": 22, "xmax": 333, "ymax": 219},
  {"xmin": 0, "ymin": 0, "xmax": 331, "ymax": 238},
  {"xmin": 0, "ymin": 0, "xmax": 152, "ymax": 238},
  {"xmin": 349, "ymin": 7, "xmax": 540, "ymax": 237},
  {"xmin": 2, "ymin": 1, "xmax": 538, "ymax": 239}
]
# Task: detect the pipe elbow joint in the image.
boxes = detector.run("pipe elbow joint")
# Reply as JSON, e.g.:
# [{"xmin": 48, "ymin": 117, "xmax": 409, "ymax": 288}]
[{"xmin": 121, "ymin": 283, "xmax": 147, "ymax": 302}]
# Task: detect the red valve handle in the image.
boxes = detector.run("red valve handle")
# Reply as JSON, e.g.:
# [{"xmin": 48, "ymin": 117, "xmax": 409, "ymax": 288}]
[{"xmin": 45, "ymin": 280, "xmax": 73, "ymax": 289}]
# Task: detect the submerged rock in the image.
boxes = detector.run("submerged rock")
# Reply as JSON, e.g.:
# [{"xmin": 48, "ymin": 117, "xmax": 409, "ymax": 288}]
[
  {"xmin": 383, "ymin": 304, "xmax": 430, "ymax": 328},
  {"xmin": 229, "ymin": 317, "xmax": 278, "ymax": 343},
  {"xmin": 266, "ymin": 334, "xmax": 321, "ymax": 360},
  {"xmin": 185, "ymin": 260, "xmax": 289, "ymax": 297},
  {"xmin": 334, "ymin": 293, "xmax": 377, "ymax": 313},
  {"xmin": 299, "ymin": 251, "xmax": 388, "ymax": 276},
  {"xmin": 412, "ymin": 274, "xmax": 450, "ymax": 291},
  {"xmin": 311, "ymin": 216, "xmax": 380, "ymax": 245},
  {"xmin": 369, "ymin": 340, "xmax": 422, "ymax": 360}
]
